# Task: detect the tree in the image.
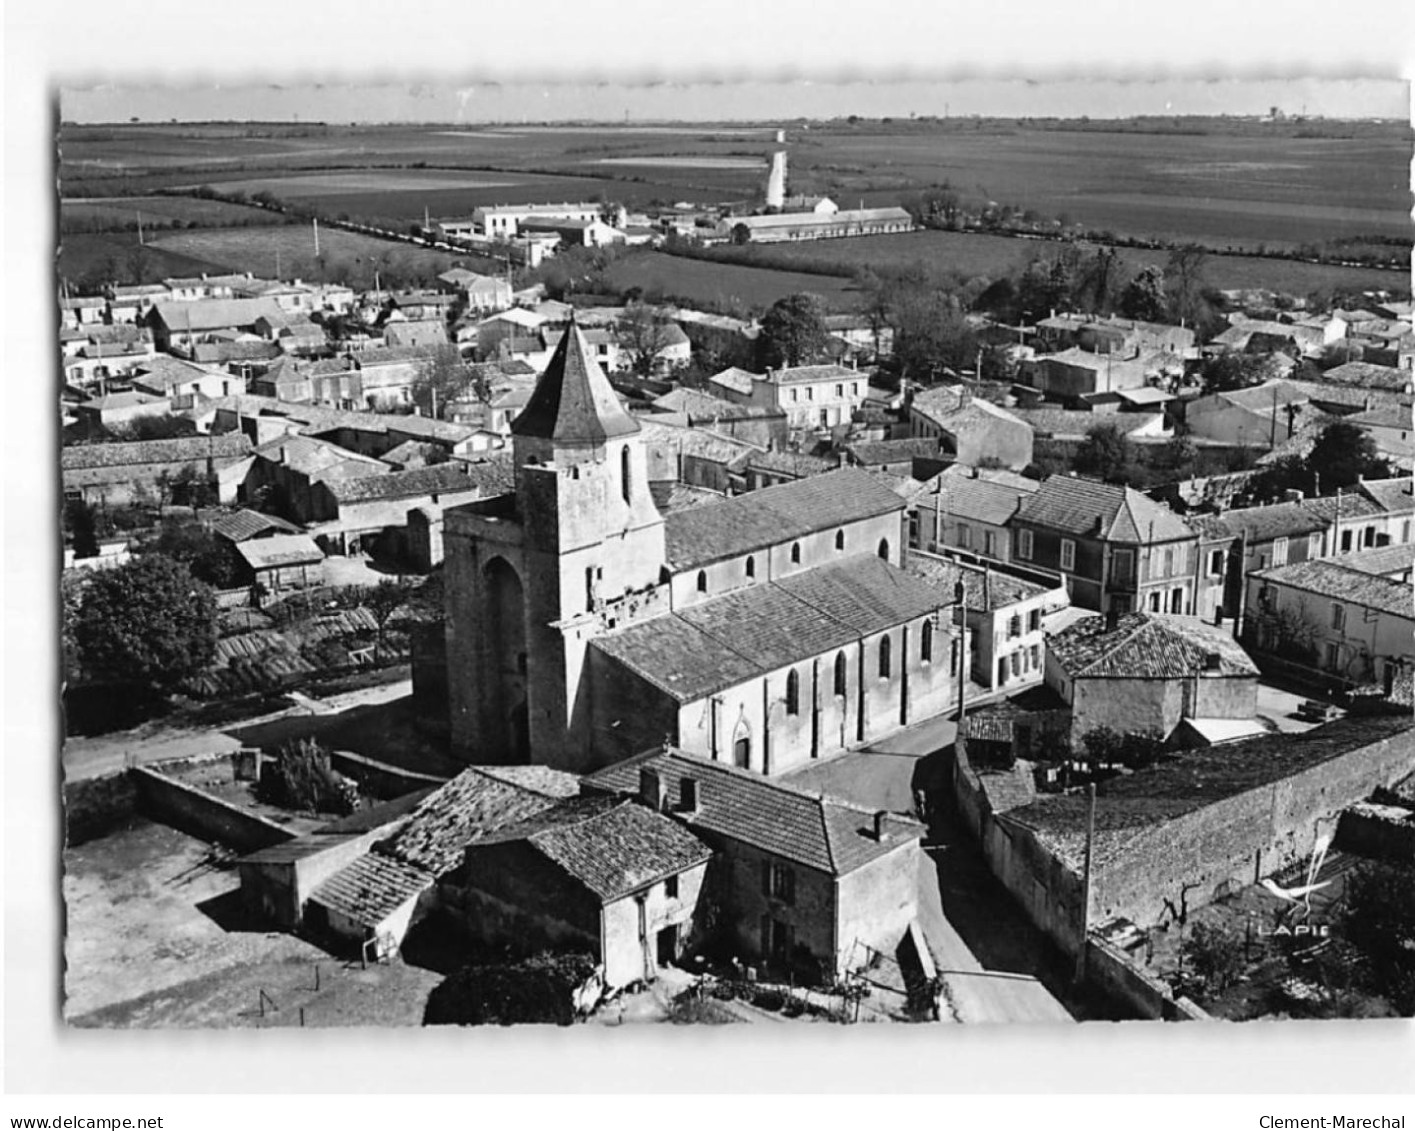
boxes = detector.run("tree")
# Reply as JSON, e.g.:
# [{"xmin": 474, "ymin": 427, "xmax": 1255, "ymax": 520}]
[
  {"xmin": 1075, "ymin": 421, "xmax": 1134, "ymax": 483},
  {"xmin": 140, "ymin": 518, "xmax": 243, "ymax": 589},
  {"xmin": 1119, "ymin": 265, "xmax": 1167, "ymax": 322},
  {"xmin": 1198, "ymin": 352, "xmax": 1282, "ymax": 396},
  {"xmin": 108, "ymin": 414, "xmax": 198, "ymax": 442},
  {"xmin": 257, "ymin": 738, "xmax": 358, "ymax": 816},
  {"xmin": 1155, "ymin": 433, "xmax": 1198, "ymax": 481},
  {"xmin": 1179, "ymin": 923, "xmax": 1247, "ymax": 1000},
  {"xmin": 72, "ymin": 555, "xmax": 217, "ymax": 693},
  {"xmin": 1079, "ymin": 726, "xmax": 1165, "ymax": 770},
  {"xmin": 64, "ymin": 498, "xmax": 100, "ymax": 560},
  {"xmin": 758, "ymin": 293, "xmax": 831, "ymax": 369},
  {"xmin": 1074, "ymin": 246, "xmax": 1123, "ymax": 315},
  {"xmin": 616, "ymin": 301, "xmax": 678, "ymax": 377},
  {"xmin": 347, "ymin": 579, "xmax": 411, "ymax": 660},
  {"xmin": 897, "ymin": 297, "xmax": 978, "ymax": 383},
  {"xmin": 1306, "ymin": 421, "xmax": 1391, "ymax": 492},
  {"xmin": 411, "ymin": 345, "xmax": 478, "ymax": 419},
  {"xmin": 1165, "ymin": 244, "xmax": 1217, "ymax": 333},
  {"xmin": 1341, "ymin": 859, "xmax": 1415, "ymax": 1015}
]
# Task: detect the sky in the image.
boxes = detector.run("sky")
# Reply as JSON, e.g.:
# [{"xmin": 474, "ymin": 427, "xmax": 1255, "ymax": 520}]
[{"xmin": 58, "ymin": 76, "xmax": 1412, "ymax": 124}]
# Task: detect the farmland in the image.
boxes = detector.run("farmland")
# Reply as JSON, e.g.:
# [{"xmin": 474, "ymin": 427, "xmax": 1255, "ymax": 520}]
[
  {"xmin": 695, "ymin": 229, "xmax": 1407, "ymax": 299},
  {"xmin": 59, "ymin": 225, "xmax": 495, "ymax": 291},
  {"xmin": 600, "ymin": 252, "xmax": 861, "ymax": 315},
  {"xmin": 60, "ymin": 194, "xmax": 288, "ymax": 234},
  {"xmin": 58, "ymin": 118, "xmax": 1410, "ymax": 254}
]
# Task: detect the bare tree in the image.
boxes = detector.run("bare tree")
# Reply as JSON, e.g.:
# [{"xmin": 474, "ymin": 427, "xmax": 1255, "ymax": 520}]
[{"xmin": 616, "ymin": 301, "xmax": 678, "ymax": 377}]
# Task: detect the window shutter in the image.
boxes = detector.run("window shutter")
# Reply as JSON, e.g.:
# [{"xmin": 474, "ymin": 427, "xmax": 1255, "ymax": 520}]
[{"xmin": 762, "ymin": 860, "xmax": 772, "ymax": 897}]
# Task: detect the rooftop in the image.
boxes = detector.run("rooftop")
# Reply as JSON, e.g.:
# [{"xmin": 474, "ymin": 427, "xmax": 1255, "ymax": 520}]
[
  {"xmin": 1253, "ymin": 559, "xmax": 1414, "ymax": 619},
  {"xmin": 60, "ymin": 432, "xmax": 251, "ymax": 471},
  {"xmin": 663, "ymin": 466, "xmax": 905, "ymax": 570},
  {"xmin": 1324, "ymin": 542, "xmax": 1415, "ymax": 578},
  {"xmin": 585, "ymin": 748, "xmax": 924, "ymax": 876},
  {"xmin": 323, "ymin": 462, "xmax": 499, "ymax": 505},
  {"xmin": 594, "ymin": 554, "xmax": 952, "ymax": 704},
  {"xmin": 476, "ymin": 795, "xmax": 712, "ymax": 903},
  {"xmin": 1048, "ymin": 613, "xmax": 1259, "ymax": 680},
  {"xmin": 915, "ymin": 473, "xmax": 1036, "ymax": 528},
  {"xmin": 511, "ymin": 322, "xmax": 640, "ymax": 444},
  {"xmin": 904, "ymin": 552, "xmax": 1051, "ymax": 610},
  {"xmin": 1015, "ymin": 475, "xmax": 1194, "ymax": 543},
  {"xmin": 846, "ymin": 437, "xmax": 942, "ymax": 466},
  {"xmin": 1189, "ymin": 501, "xmax": 1328, "ymax": 544},
  {"xmin": 235, "ymin": 534, "xmax": 326, "ymax": 571},
  {"xmin": 307, "ymin": 852, "xmax": 434, "ymax": 928},
  {"xmin": 210, "ymin": 509, "xmax": 302, "ymax": 543}
]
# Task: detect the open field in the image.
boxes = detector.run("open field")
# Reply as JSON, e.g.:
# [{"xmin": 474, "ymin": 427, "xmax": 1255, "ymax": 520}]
[
  {"xmin": 61, "ymin": 194, "xmax": 286, "ymax": 233},
  {"xmin": 601, "ymin": 251, "xmax": 862, "ymax": 315},
  {"xmin": 59, "ymin": 231, "xmax": 232, "ymax": 287},
  {"xmin": 59, "ymin": 119, "xmax": 1411, "ymax": 254},
  {"xmin": 705, "ymin": 229, "xmax": 1408, "ymax": 297},
  {"xmin": 64, "ymin": 818, "xmax": 442, "ymax": 1027}
]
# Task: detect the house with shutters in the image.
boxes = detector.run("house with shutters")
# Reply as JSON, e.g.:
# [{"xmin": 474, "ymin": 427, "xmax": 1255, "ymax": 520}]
[
  {"xmin": 586, "ymin": 746, "xmax": 925, "ymax": 981},
  {"xmin": 1009, "ymin": 476, "xmax": 1199, "ymax": 617}
]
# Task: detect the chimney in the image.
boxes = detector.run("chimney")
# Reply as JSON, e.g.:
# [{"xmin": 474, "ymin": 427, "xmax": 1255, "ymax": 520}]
[
  {"xmin": 680, "ymin": 777, "xmax": 699, "ymax": 814},
  {"xmin": 872, "ymin": 811, "xmax": 888, "ymax": 842},
  {"xmin": 639, "ymin": 767, "xmax": 665, "ymax": 812},
  {"xmin": 1104, "ymin": 605, "xmax": 1121, "ymax": 633}
]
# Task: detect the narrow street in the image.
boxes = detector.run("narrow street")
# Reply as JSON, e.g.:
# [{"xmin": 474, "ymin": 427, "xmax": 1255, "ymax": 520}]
[{"xmin": 783, "ymin": 711, "xmax": 1080, "ymax": 1024}]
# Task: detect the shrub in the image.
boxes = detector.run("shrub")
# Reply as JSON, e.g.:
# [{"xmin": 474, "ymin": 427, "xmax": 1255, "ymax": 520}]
[
  {"xmin": 257, "ymin": 737, "xmax": 358, "ymax": 815},
  {"xmin": 423, "ymin": 952, "xmax": 599, "ymax": 1027},
  {"xmin": 1180, "ymin": 923, "xmax": 1247, "ymax": 1000}
]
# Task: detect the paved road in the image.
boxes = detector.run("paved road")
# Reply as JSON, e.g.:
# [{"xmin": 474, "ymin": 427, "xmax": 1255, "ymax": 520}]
[{"xmin": 62, "ymin": 678, "xmax": 415, "ymax": 781}]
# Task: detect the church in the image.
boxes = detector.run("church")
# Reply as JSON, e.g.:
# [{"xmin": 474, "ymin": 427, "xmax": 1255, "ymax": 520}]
[{"xmin": 443, "ymin": 322, "xmax": 970, "ymax": 776}]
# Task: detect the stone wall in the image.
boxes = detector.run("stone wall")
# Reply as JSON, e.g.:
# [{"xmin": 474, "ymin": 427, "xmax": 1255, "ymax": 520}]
[
  {"xmin": 63, "ymin": 770, "xmax": 140, "ymax": 846},
  {"xmin": 1085, "ymin": 932, "xmax": 1210, "ymax": 1021},
  {"xmin": 131, "ymin": 766, "xmax": 295, "ymax": 853}
]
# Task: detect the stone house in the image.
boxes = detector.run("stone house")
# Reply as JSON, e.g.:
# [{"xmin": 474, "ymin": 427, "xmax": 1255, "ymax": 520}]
[
  {"xmin": 908, "ymin": 392, "xmax": 1033, "ymax": 470},
  {"xmin": 61, "ymin": 432, "xmax": 253, "ymax": 508},
  {"xmin": 586, "ymin": 748, "xmax": 925, "ymax": 981},
  {"xmin": 446, "ymin": 793, "xmax": 712, "ymax": 988},
  {"xmin": 1009, "ymin": 476, "xmax": 1199, "ymax": 617},
  {"xmin": 908, "ymin": 465, "xmax": 1041, "ymax": 563},
  {"xmin": 1245, "ymin": 559, "xmax": 1415, "ymax": 688},
  {"xmin": 1044, "ymin": 612, "xmax": 1261, "ymax": 748}
]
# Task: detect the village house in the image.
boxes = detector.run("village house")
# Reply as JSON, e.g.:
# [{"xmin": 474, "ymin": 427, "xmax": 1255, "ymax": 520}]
[
  {"xmin": 235, "ymin": 533, "xmax": 326, "ymax": 599},
  {"xmin": 1184, "ymin": 380, "xmax": 1321, "ymax": 448},
  {"xmin": 383, "ymin": 319, "xmax": 449, "ymax": 351},
  {"xmin": 908, "ymin": 392, "xmax": 1034, "ymax": 470},
  {"xmin": 63, "ymin": 339, "xmax": 159, "ymax": 388},
  {"xmin": 1189, "ymin": 501, "xmax": 1328, "ymax": 626},
  {"xmin": 447, "ymin": 793, "xmax": 711, "ymax": 988},
  {"xmin": 1044, "ymin": 612, "xmax": 1262, "ymax": 748},
  {"xmin": 520, "ymin": 216, "xmax": 625, "ymax": 249},
  {"xmin": 742, "ymin": 449, "xmax": 839, "ymax": 490},
  {"xmin": 1321, "ymin": 360, "xmax": 1413, "ymax": 394},
  {"xmin": 908, "ymin": 465, "xmax": 1042, "ymax": 565},
  {"xmin": 1245, "ymin": 559, "xmax": 1415, "ymax": 689},
  {"xmin": 472, "ymin": 202, "xmax": 607, "ymax": 239},
  {"xmin": 586, "ymin": 747, "xmax": 926, "ymax": 981},
  {"xmin": 474, "ymin": 307, "xmax": 549, "ymax": 364},
  {"xmin": 906, "ymin": 551, "xmax": 1062, "ymax": 694},
  {"xmin": 107, "ymin": 283, "xmax": 172, "ymax": 323},
  {"xmin": 128, "ymin": 355, "xmax": 245, "ymax": 405},
  {"xmin": 242, "ymin": 433, "xmax": 391, "ymax": 524},
  {"xmin": 71, "ymin": 390, "xmax": 173, "ymax": 432},
  {"xmin": 1021, "ymin": 348, "xmax": 1156, "ymax": 399},
  {"xmin": 440, "ymin": 326, "xmax": 971, "ymax": 775},
  {"xmin": 1009, "ymin": 476, "xmax": 1199, "ymax": 617},
  {"xmin": 633, "ymin": 417, "xmax": 760, "ymax": 496},
  {"xmin": 1036, "ymin": 314, "xmax": 1196, "ymax": 358},
  {"xmin": 1012, "ymin": 407, "xmax": 1169, "ymax": 443},
  {"xmin": 844, "ymin": 437, "xmax": 947, "ymax": 479},
  {"xmin": 747, "ymin": 364, "xmax": 868, "ymax": 431},
  {"xmin": 61, "ymin": 431, "xmax": 253, "ymax": 508},
  {"xmin": 59, "ymin": 295, "xmax": 106, "ymax": 328},
  {"xmin": 148, "ymin": 297, "xmax": 287, "ymax": 352}
]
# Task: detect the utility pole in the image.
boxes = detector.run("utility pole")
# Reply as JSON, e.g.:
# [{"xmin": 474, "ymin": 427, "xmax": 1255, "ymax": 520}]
[
  {"xmin": 136, "ymin": 211, "xmax": 144, "ymax": 246},
  {"xmin": 954, "ymin": 578, "xmax": 968, "ymax": 762},
  {"xmin": 313, "ymin": 218, "xmax": 320, "ymax": 258},
  {"xmin": 1073, "ymin": 782, "xmax": 1098, "ymax": 988},
  {"xmin": 1269, "ymin": 383, "xmax": 1278, "ymax": 449}
]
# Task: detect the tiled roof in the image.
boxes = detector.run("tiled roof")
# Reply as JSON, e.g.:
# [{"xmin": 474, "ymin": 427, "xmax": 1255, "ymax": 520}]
[
  {"xmin": 585, "ymin": 748, "xmax": 924, "ymax": 876},
  {"xmin": 916, "ymin": 475, "xmax": 1034, "ymax": 528},
  {"xmin": 1322, "ymin": 362, "xmax": 1412, "ymax": 392},
  {"xmin": 664, "ymin": 466, "xmax": 904, "ymax": 570},
  {"xmin": 152, "ymin": 298, "xmax": 285, "ymax": 331},
  {"xmin": 847, "ymin": 437, "xmax": 941, "ymax": 466},
  {"xmin": 60, "ymin": 432, "xmax": 251, "ymax": 471},
  {"xmin": 1015, "ymin": 476, "xmax": 1194, "ymax": 543},
  {"xmin": 767, "ymin": 364, "xmax": 858, "ymax": 385},
  {"xmin": 747, "ymin": 450, "xmax": 838, "ymax": 477},
  {"xmin": 1297, "ymin": 493, "xmax": 1384, "ymax": 524},
  {"xmin": 1001, "ymin": 715, "xmax": 1415, "ymax": 871},
  {"xmin": 904, "ymin": 552, "xmax": 1050, "ymax": 610},
  {"xmin": 478, "ymin": 795, "xmax": 712, "ymax": 902},
  {"xmin": 922, "ymin": 397, "xmax": 1027, "ymax": 435},
  {"xmin": 1048, "ymin": 613, "xmax": 1259, "ymax": 680},
  {"xmin": 210, "ymin": 509, "xmax": 301, "ymax": 543},
  {"xmin": 651, "ymin": 388, "xmax": 741, "ymax": 418},
  {"xmin": 636, "ymin": 419, "xmax": 760, "ymax": 466},
  {"xmin": 357, "ymin": 344, "xmax": 437, "ymax": 367},
  {"xmin": 252, "ymin": 433, "xmax": 386, "ymax": 479},
  {"xmin": 1325, "ymin": 542, "xmax": 1415, "ymax": 578},
  {"xmin": 652, "ymin": 482, "xmax": 728, "ymax": 514},
  {"xmin": 1188, "ymin": 501, "xmax": 1328, "ymax": 543},
  {"xmin": 323, "ymin": 463, "xmax": 484, "ymax": 505},
  {"xmin": 1253, "ymin": 559, "xmax": 1414, "ymax": 619},
  {"xmin": 1012, "ymin": 408, "xmax": 1161, "ymax": 438},
  {"xmin": 707, "ymin": 367, "xmax": 758, "ymax": 396},
  {"xmin": 378, "ymin": 766, "xmax": 568, "ymax": 875},
  {"xmin": 594, "ymin": 555, "xmax": 949, "ymax": 703},
  {"xmin": 307, "ymin": 853, "xmax": 434, "ymax": 928},
  {"xmin": 511, "ymin": 323, "xmax": 640, "ymax": 443},
  {"xmin": 235, "ymin": 533, "xmax": 325, "ymax": 570},
  {"xmin": 1360, "ymin": 477, "xmax": 1415, "ymax": 515}
]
